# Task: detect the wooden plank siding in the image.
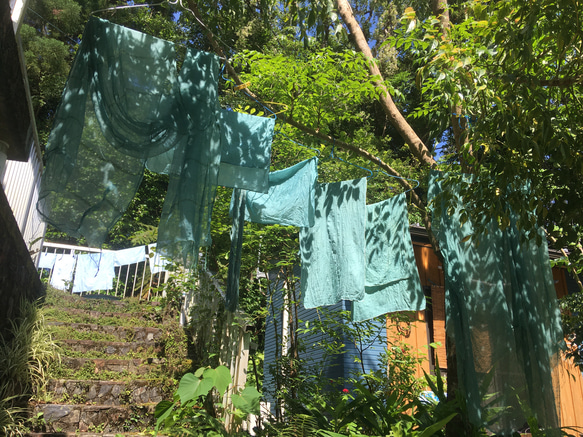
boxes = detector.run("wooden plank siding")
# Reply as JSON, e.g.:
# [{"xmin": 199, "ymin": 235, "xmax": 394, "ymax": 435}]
[
  {"xmin": 386, "ymin": 312, "xmax": 431, "ymax": 381},
  {"xmin": 408, "ymin": 239, "xmax": 583, "ymax": 431}
]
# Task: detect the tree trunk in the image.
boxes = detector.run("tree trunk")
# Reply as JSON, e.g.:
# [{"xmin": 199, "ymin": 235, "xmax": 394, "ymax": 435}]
[{"xmin": 336, "ymin": 0, "xmax": 436, "ymax": 168}]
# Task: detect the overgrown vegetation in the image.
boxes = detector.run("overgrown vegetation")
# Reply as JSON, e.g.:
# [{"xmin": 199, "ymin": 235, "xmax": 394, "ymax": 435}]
[
  {"xmin": 20, "ymin": 0, "xmax": 583, "ymax": 434},
  {"xmin": 0, "ymin": 297, "xmax": 59, "ymax": 435}
]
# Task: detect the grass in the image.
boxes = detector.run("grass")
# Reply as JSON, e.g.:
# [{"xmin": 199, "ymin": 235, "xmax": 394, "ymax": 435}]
[
  {"xmin": 0, "ymin": 297, "xmax": 60, "ymax": 435},
  {"xmin": 44, "ymin": 286, "xmax": 162, "ymax": 319},
  {"xmin": 43, "ymin": 307, "xmax": 162, "ymax": 328},
  {"xmin": 49, "ymin": 325, "xmax": 121, "ymax": 342},
  {"xmin": 48, "ymin": 359, "xmax": 166, "ymax": 381}
]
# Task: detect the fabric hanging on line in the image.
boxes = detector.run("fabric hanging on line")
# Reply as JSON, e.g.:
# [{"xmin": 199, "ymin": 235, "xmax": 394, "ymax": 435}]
[
  {"xmin": 37, "ymin": 17, "xmax": 181, "ymax": 247},
  {"xmin": 225, "ymin": 189, "xmax": 246, "ymax": 312},
  {"xmin": 231, "ymin": 157, "xmax": 318, "ymax": 227},
  {"xmin": 37, "ymin": 17, "xmax": 274, "ymax": 266},
  {"xmin": 217, "ymin": 110, "xmax": 275, "ymax": 194},
  {"xmin": 113, "ymin": 246, "xmax": 146, "ymax": 267},
  {"xmin": 352, "ymin": 193, "xmax": 425, "ymax": 322},
  {"xmin": 147, "ymin": 108, "xmax": 275, "ymax": 195},
  {"xmin": 300, "ymin": 178, "xmax": 367, "ymax": 308},
  {"xmin": 428, "ymin": 171, "xmax": 563, "ymax": 434},
  {"xmin": 147, "ymin": 244, "xmax": 172, "ymax": 274},
  {"xmin": 72, "ymin": 252, "xmax": 115, "ymax": 293},
  {"xmin": 50, "ymin": 253, "xmax": 77, "ymax": 290},
  {"xmin": 153, "ymin": 50, "xmax": 222, "ymax": 265},
  {"xmin": 38, "ymin": 252, "xmax": 57, "ymax": 270}
]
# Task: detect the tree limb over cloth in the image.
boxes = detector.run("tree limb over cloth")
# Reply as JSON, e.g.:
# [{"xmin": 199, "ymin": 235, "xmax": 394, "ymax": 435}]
[{"xmin": 183, "ymin": 0, "xmax": 438, "ymax": 249}]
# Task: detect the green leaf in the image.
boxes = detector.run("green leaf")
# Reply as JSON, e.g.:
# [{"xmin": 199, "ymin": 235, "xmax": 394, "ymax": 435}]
[
  {"xmin": 176, "ymin": 372, "xmax": 213, "ymax": 403},
  {"xmin": 203, "ymin": 365, "xmax": 232, "ymax": 397},
  {"xmin": 231, "ymin": 386, "xmax": 261, "ymax": 416},
  {"xmin": 417, "ymin": 413, "xmax": 458, "ymax": 437},
  {"xmin": 154, "ymin": 400, "xmax": 175, "ymax": 431}
]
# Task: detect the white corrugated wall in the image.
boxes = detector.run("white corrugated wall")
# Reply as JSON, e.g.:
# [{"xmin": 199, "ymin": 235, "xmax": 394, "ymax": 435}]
[{"xmin": 2, "ymin": 139, "xmax": 46, "ymax": 265}]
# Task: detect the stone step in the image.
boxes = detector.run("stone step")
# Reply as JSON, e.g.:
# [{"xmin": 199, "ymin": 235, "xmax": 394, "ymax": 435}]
[
  {"xmin": 59, "ymin": 339, "xmax": 161, "ymax": 356},
  {"xmin": 46, "ymin": 306, "xmax": 160, "ymax": 325},
  {"xmin": 48, "ymin": 379, "xmax": 165, "ymax": 405},
  {"xmin": 45, "ymin": 292, "xmax": 160, "ymax": 315},
  {"xmin": 30, "ymin": 403, "xmax": 156, "ymax": 434},
  {"xmin": 62, "ymin": 357, "xmax": 165, "ymax": 375},
  {"xmin": 49, "ymin": 322, "xmax": 163, "ymax": 342}
]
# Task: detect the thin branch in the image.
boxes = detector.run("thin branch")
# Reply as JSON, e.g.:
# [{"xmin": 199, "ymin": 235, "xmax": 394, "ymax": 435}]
[{"xmin": 183, "ymin": 0, "xmax": 441, "ymax": 251}]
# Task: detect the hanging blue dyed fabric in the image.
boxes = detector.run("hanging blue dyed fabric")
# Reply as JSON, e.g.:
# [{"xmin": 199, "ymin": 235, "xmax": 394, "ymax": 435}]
[
  {"xmin": 217, "ymin": 110, "xmax": 275, "ymax": 193},
  {"xmin": 153, "ymin": 50, "xmax": 222, "ymax": 265},
  {"xmin": 38, "ymin": 17, "xmax": 181, "ymax": 247},
  {"xmin": 37, "ymin": 17, "xmax": 274, "ymax": 267},
  {"xmin": 38, "ymin": 252, "xmax": 57, "ymax": 270},
  {"xmin": 300, "ymin": 178, "xmax": 367, "ymax": 308},
  {"xmin": 50, "ymin": 254, "xmax": 77, "ymax": 291},
  {"xmin": 113, "ymin": 246, "xmax": 146, "ymax": 267},
  {"xmin": 428, "ymin": 171, "xmax": 563, "ymax": 433},
  {"xmin": 352, "ymin": 193, "xmax": 425, "ymax": 322},
  {"xmin": 226, "ymin": 189, "xmax": 246, "ymax": 312},
  {"xmin": 72, "ymin": 252, "xmax": 115, "ymax": 293},
  {"xmin": 147, "ymin": 244, "xmax": 172, "ymax": 274},
  {"xmin": 232, "ymin": 157, "xmax": 318, "ymax": 227}
]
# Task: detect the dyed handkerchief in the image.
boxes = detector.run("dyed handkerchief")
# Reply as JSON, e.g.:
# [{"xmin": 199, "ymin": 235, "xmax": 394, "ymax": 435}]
[
  {"xmin": 300, "ymin": 178, "xmax": 367, "ymax": 308},
  {"xmin": 148, "ymin": 244, "xmax": 172, "ymax": 274},
  {"xmin": 113, "ymin": 246, "xmax": 146, "ymax": 266},
  {"xmin": 352, "ymin": 193, "xmax": 425, "ymax": 322},
  {"xmin": 72, "ymin": 252, "xmax": 115, "ymax": 293},
  {"xmin": 217, "ymin": 110, "xmax": 275, "ymax": 193},
  {"xmin": 234, "ymin": 157, "xmax": 318, "ymax": 227},
  {"xmin": 38, "ymin": 252, "xmax": 57, "ymax": 270},
  {"xmin": 50, "ymin": 254, "xmax": 77, "ymax": 290}
]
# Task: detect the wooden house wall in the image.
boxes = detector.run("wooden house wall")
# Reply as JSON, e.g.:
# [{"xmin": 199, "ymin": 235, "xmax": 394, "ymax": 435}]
[{"xmin": 409, "ymin": 239, "xmax": 583, "ymax": 431}]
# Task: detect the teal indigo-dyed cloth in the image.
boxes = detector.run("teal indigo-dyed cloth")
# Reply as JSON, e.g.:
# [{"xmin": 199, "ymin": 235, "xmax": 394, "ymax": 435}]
[
  {"xmin": 37, "ymin": 18, "xmax": 275, "ymax": 267},
  {"xmin": 232, "ymin": 157, "xmax": 318, "ymax": 227},
  {"xmin": 37, "ymin": 17, "xmax": 180, "ymax": 247},
  {"xmin": 217, "ymin": 110, "xmax": 275, "ymax": 194},
  {"xmin": 352, "ymin": 193, "xmax": 425, "ymax": 322},
  {"xmin": 72, "ymin": 252, "xmax": 115, "ymax": 293},
  {"xmin": 154, "ymin": 49, "xmax": 222, "ymax": 266},
  {"xmin": 428, "ymin": 171, "xmax": 563, "ymax": 433},
  {"xmin": 226, "ymin": 189, "xmax": 246, "ymax": 312},
  {"xmin": 300, "ymin": 178, "xmax": 367, "ymax": 308}
]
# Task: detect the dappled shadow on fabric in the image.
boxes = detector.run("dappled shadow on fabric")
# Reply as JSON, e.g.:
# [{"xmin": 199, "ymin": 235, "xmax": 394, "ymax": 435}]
[
  {"xmin": 38, "ymin": 17, "xmax": 188, "ymax": 248},
  {"xmin": 429, "ymin": 171, "xmax": 563, "ymax": 434},
  {"xmin": 37, "ymin": 17, "xmax": 275, "ymax": 267},
  {"xmin": 231, "ymin": 157, "xmax": 318, "ymax": 228},
  {"xmin": 352, "ymin": 193, "xmax": 425, "ymax": 322},
  {"xmin": 300, "ymin": 178, "xmax": 367, "ymax": 308}
]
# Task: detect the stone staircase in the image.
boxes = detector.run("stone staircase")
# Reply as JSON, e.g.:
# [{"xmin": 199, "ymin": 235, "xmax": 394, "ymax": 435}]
[{"xmin": 26, "ymin": 288, "xmax": 188, "ymax": 436}]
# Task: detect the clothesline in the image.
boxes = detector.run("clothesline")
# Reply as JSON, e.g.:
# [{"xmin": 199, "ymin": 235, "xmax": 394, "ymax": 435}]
[
  {"xmin": 38, "ymin": 243, "xmax": 172, "ymax": 296},
  {"xmin": 38, "ymin": 17, "xmax": 425, "ymax": 321}
]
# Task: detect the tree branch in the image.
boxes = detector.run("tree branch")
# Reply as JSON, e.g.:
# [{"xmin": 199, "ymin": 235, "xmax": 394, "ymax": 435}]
[
  {"xmin": 336, "ymin": 0, "xmax": 436, "ymax": 168},
  {"xmin": 183, "ymin": 0, "xmax": 439, "ymax": 248}
]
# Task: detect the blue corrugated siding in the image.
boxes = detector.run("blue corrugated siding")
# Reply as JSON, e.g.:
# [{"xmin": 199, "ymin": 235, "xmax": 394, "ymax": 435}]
[{"xmin": 263, "ymin": 275, "xmax": 386, "ymax": 413}]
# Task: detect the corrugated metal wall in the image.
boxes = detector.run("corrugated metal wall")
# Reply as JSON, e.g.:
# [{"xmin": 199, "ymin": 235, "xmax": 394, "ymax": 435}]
[
  {"xmin": 263, "ymin": 268, "xmax": 386, "ymax": 416},
  {"xmin": 2, "ymin": 139, "xmax": 45, "ymax": 264}
]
